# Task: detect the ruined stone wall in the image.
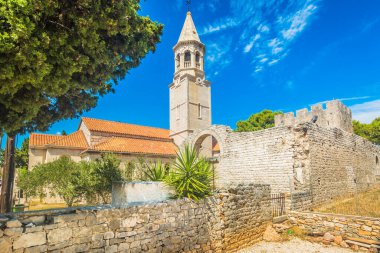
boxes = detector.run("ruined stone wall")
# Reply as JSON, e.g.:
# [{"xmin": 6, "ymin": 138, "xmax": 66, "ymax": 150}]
[
  {"xmin": 0, "ymin": 184, "xmax": 271, "ymax": 253},
  {"xmin": 304, "ymin": 124, "xmax": 380, "ymax": 206},
  {"xmin": 217, "ymin": 127, "xmax": 295, "ymax": 193},
  {"xmin": 289, "ymin": 211, "xmax": 380, "ymax": 242},
  {"xmin": 275, "ymin": 100, "xmax": 353, "ymax": 133}
]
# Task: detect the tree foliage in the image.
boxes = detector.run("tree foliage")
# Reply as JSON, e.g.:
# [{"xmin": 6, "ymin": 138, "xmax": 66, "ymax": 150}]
[
  {"xmin": 353, "ymin": 118, "xmax": 380, "ymax": 145},
  {"xmin": 19, "ymin": 154, "xmax": 123, "ymax": 206},
  {"xmin": 91, "ymin": 153, "xmax": 123, "ymax": 203},
  {"xmin": 165, "ymin": 145, "xmax": 213, "ymax": 201},
  {"xmin": 236, "ymin": 110, "xmax": 283, "ymax": 132},
  {"xmin": 0, "ymin": 0, "xmax": 163, "ymax": 135}
]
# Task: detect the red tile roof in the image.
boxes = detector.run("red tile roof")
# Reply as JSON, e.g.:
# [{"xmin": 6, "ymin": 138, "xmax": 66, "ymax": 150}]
[
  {"xmin": 81, "ymin": 117, "xmax": 171, "ymax": 140},
  {"xmin": 91, "ymin": 137, "xmax": 177, "ymax": 156},
  {"xmin": 48, "ymin": 131, "xmax": 89, "ymax": 149},
  {"xmin": 29, "ymin": 133, "xmax": 63, "ymax": 147},
  {"xmin": 30, "ymin": 131, "xmax": 88, "ymax": 149}
]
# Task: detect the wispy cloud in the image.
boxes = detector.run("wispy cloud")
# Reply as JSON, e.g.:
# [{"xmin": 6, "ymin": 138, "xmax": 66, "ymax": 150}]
[
  {"xmin": 206, "ymin": 37, "xmax": 233, "ymax": 77},
  {"xmin": 311, "ymin": 96, "xmax": 371, "ymax": 106},
  {"xmin": 350, "ymin": 99, "xmax": 380, "ymax": 123},
  {"xmin": 200, "ymin": 0, "xmax": 320, "ymax": 75}
]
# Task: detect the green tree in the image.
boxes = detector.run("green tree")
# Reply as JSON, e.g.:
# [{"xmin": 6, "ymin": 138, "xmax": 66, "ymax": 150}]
[
  {"xmin": 19, "ymin": 157, "xmax": 88, "ymax": 207},
  {"xmin": 15, "ymin": 138, "xmax": 29, "ymax": 169},
  {"xmin": 0, "ymin": 0, "xmax": 162, "ymax": 212},
  {"xmin": 236, "ymin": 110, "xmax": 283, "ymax": 132},
  {"xmin": 92, "ymin": 153, "xmax": 123, "ymax": 203},
  {"xmin": 165, "ymin": 145, "xmax": 213, "ymax": 201},
  {"xmin": 353, "ymin": 118, "xmax": 380, "ymax": 145}
]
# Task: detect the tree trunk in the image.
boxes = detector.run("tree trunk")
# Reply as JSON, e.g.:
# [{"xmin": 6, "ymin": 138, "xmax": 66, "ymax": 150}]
[{"xmin": 0, "ymin": 135, "xmax": 16, "ymax": 213}]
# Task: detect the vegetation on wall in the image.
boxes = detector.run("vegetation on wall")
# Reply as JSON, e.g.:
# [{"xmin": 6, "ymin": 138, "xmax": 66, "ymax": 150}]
[
  {"xmin": 353, "ymin": 118, "xmax": 380, "ymax": 145},
  {"xmin": 236, "ymin": 110, "xmax": 283, "ymax": 132}
]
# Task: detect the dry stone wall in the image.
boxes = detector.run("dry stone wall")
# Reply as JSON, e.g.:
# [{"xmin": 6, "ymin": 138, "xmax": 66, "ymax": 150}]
[
  {"xmin": 289, "ymin": 211, "xmax": 380, "ymax": 242},
  {"xmin": 0, "ymin": 184, "xmax": 271, "ymax": 253}
]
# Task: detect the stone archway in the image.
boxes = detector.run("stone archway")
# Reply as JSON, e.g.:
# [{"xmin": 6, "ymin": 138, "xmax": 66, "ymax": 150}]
[{"xmin": 185, "ymin": 125, "xmax": 232, "ymax": 189}]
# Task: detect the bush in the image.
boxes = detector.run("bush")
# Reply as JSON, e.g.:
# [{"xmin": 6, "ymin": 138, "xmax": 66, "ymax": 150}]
[
  {"xmin": 20, "ymin": 157, "xmax": 89, "ymax": 207},
  {"xmin": 143, "ymin": 160, "xmax": 169, "ymax": 181},
  {"xmin": 165, "ymin": 145, "xmax": 213, "ymax": 201},
  {"xmin": 20, "ymin": 154, "xmax": 123, "ymax": 206}
]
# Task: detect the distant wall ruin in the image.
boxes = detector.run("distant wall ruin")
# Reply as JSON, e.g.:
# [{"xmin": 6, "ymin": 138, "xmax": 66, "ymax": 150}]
[{"xmin": 275, "ymin": 100, "xmax": 353, "ymax": 133}]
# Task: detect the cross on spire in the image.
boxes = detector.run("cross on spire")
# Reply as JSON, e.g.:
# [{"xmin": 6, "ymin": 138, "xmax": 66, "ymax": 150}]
[{"xmin": 186, "ymin": 0, "xmax": 191, "ymax": 11}]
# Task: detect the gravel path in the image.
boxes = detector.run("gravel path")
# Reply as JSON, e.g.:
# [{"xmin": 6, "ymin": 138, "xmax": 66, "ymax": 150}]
[{"xmin": 237, "ymin": 238, "xmax": 354, "ymax": 253}]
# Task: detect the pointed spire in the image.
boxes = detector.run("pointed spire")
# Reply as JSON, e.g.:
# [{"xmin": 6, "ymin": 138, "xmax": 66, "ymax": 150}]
[{"xmin": 177, "ymin": 11, "xmax": 201, "ymax": 43}]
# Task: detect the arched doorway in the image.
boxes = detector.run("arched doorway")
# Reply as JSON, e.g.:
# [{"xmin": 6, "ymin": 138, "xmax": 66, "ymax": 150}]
[{"xmin": 193, "ymin": 134, "xmax": 220, "ymax": 190}]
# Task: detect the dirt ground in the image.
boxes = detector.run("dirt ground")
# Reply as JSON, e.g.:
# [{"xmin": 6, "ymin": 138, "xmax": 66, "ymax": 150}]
[{"xmin": 237, "ymin": 238, "xmax": 355, "ymax": 253}]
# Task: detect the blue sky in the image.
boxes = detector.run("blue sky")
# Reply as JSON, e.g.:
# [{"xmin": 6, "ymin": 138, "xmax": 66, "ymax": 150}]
[{"xmin": 7, "ymin": 0, "xmax": 380, "ymax": 147}]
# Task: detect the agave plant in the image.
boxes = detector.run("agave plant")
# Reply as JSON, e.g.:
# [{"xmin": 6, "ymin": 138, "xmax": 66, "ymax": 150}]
[
  {"xmin": 143, "ymin": 160, "xmax": 168, "ymax": 181},
  {"xmin": 165, "ymin": 145, "xmax": 213, "ymax": 201}
]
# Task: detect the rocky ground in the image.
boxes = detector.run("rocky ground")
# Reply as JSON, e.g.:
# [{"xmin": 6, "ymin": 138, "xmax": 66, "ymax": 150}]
[{"xmin": 236, "ymin": 238, "xmax": 355, "ymax": 253}]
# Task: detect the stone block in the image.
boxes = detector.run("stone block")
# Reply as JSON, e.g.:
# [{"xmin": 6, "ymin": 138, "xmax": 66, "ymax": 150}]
[
  {"xmin": 0, "ymin": 237, "xmax": 12, "ymax": 253},
  {"xmin": 24, "ymin": 245, "xmax": 48, "ymax": 253},
  {"xmin": 14, "ymin": 232, "xmax": 46, "ymax": 249},
  {"xmin": 48, "ymin": 228, "xmax": 73, "ymax": 244},
  {"xmin": 6, "ymin": 219, "xmax": 22, "ymax": 228}
]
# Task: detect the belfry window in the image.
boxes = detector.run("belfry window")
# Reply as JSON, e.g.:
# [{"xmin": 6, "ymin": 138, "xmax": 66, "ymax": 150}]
[
  {"xmin": 176, "ymin": 54, "xmax": 180, "ymax": 68},
  {"xmin": 184, "ymin": 51, "xmax": 191, "ymax": 68},
  {"xmin": 195, "ymin": 52, "xmax": 200, "ymax": 68}
]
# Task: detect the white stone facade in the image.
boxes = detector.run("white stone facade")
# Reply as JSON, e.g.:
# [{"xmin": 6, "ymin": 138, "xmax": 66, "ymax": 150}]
[{"xmin": 169, "ymin": 12, "xmax": 211, "ymax": 146}]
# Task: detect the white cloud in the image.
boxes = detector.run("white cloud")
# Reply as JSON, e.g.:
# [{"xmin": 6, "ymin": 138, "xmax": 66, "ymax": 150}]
[
  {"xmin": 280, "ymin": 4, "xmax": 318, "ymax": 40},
  {"xmin": 200, "ymin": 0, "xmax": 320, "ymax": 76},
  {"xmin": 350, "ymin": 99, "xmax": 380, "ymax": 123},
  {"xmin": 244, "ymin": 34, "xmax": 261, "ymax": 53},
  {"xmin": 200, "ymin": 18, "xmax": 240, "ymax": 35},
  {"xmin": 312, "ymin": 96, "xmax": 371, "ymax": 106}
]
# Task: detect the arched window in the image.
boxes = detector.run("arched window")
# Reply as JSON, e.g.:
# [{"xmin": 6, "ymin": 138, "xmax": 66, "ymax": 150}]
[
  {"xmin": 184, "ymin": 51, "xmax": 191, "ymax": 67},
  {"xmin": 195, "ymin": 52, "xmax": 200, "ymax": 68},
  {"xmin": 176, "ymin": 54, "xmax": 180, "ymax": 68}
]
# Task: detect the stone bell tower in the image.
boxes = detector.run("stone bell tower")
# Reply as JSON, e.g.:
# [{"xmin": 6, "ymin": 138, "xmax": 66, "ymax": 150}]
[{"xmin": 169, "ymin": 11, "xmax": 211, "ymax": 146}]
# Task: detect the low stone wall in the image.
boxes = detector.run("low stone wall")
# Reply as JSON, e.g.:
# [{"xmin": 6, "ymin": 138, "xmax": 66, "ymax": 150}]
[
  {"xmin": 289, "ymin": 211, "xmax": 380, "ymax": 241},
  {"xmin": 0, "ymin": 184, "xmax": 271, "ymax": 253}
]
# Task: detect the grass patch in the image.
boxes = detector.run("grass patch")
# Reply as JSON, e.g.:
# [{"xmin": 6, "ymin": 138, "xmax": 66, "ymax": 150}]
[
  {"xmin": 315, "ymin": 187, "xmax": 380, "ymax": 218},
  {"xmin": 26, "ymin": 201, "xmax": 84, "ymax": 211}
]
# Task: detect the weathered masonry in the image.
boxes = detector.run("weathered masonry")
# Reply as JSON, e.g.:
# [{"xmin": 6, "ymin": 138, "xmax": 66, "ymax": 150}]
[
  {"xmin": 186, "ymin": 100, "xmax": 380, "ymax": 209},
  {"xmin": 0, "ymin": 184, "xmax": 271, "ymax": 253}
]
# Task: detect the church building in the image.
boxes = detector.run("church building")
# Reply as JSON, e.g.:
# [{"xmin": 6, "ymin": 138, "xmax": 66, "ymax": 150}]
[{"xmin": 28, "ymin": 12, "xmax": 215, "ymax": 169}]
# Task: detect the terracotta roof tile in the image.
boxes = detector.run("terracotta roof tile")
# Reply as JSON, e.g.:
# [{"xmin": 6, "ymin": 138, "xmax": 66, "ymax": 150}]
[
  {"xmin": 48, "ymin": 131, "xmax": 88, "ymax": 149},
  {"xmin": 29, "ymin": 133, "xmax": 62, "ymax": 147},
  {"xmin": 91, "ymin": 137, "xmax": 177, "ymax": 156},
  {"xmin": 81, "ymin": 117, "xmax": 171, "ymax": 140}
]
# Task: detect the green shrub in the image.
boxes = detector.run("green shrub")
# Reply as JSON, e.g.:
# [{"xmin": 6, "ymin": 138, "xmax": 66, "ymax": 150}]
[
  {"xmin": 165, "ymin": 145, "xmax": 213, "ymax": 201},
  {"xmin": 143, "ymin": 160, "xmax": 169, "ymax": 181}
]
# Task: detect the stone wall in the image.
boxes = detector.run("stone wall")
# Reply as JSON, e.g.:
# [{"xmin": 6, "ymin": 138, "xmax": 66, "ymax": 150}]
[
  {"xmin": 0, "ymin": 184, "xmax": 271, "ymax": 253},
  {"xmin": 291, "ymin": 191, "xmax": 312, "ymax": 211},
  {"xmin": 188, "ymin": 125, "xmax": 295, "ymax": 194},
  {"xmin": 289, "ymin": 211, "xmax": 380, "ymax": 241},
  {"xmin": 304, "ymin": 124, "xmax": 380, "ymax": 206},
  {"xmin": 275, "ymin": 100, "xmax": 353, "ymax": 133}
]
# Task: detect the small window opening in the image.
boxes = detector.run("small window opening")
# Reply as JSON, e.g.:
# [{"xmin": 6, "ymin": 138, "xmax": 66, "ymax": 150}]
[
  {"xmin": 176, "ymin": 106, "xmax": 180, "ymax": 120},
  {"xmin": 176, "ymin": 54, "xmax": 180, "ymax": 68},
  {"xmin": 195, "ymin": 52, "xmax": 200, "ymax": 68},
  {"xmin": 198, "ymin": 103, "xmax": 202, "ymax": 119},
  {"xmin": 376, "ymin": 156, "xmax": 379, "ymax": 165},
  {"xmin": 184, "ymin": 51, "xmax": 191, "ymax": 68}
]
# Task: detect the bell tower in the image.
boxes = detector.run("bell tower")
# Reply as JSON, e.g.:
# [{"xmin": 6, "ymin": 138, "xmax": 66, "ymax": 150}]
[{"xmin": 169, "ymin": 11, "xmax": 211, "ymax": 146}]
